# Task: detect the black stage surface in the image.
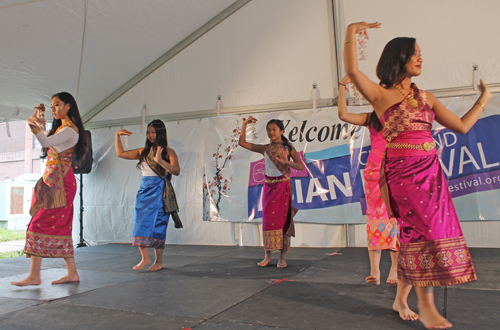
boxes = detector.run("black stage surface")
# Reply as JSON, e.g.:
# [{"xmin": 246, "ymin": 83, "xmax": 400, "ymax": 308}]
[{"xmin": 0, "ymin": 245, "xmax": 498, "ymax": 330}]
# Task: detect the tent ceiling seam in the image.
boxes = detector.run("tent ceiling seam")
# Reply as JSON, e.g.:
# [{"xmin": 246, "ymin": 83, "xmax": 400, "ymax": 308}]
[
  {"xmin": 84, "ymin": 98, "xmax": 335, "ymax": 129},
  {"xmin": 0, "ymin": 0, "xmax": 42, "ymax": 10},
  {"xmin": 76, "ymin": 0, "xmax": 89, "ymax": 102},
  {"xmin": 85, "ymin": 83, "xmax": 500, "ymax": 129},
  {"xmin": 82, "ymin": 0, "xmax": 253, "ymax": 124}
]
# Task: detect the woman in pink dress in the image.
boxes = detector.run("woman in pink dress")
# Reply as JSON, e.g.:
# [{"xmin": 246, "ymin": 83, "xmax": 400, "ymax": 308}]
[
  {"xmin": 239, "ymin": 116, "xmax": 303, "ymax": 268},
  {"xmin": 337, "ymin": 76, "xmax": 399, "ymax": 286},
  {"xmin": 344, "ymin": 22, "xmax": 492, "ymax": 329}
]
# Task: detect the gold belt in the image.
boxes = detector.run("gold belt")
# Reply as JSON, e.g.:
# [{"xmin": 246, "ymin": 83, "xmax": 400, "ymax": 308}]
[
  {"xmin": 265, "ymin": 177, "xmax": 289, "ymax": 184},
  {"xmin": 46, "ymin": 160, "xmax": 72, "ymax": 166},
  {"xmin": 386, "ymin": 141, "xmax": 436, "ymax": 151}
]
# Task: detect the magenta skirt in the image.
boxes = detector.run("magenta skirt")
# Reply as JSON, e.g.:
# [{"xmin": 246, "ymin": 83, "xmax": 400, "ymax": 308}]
[
  {"xmin": 262, "ymin": 175, "xmax": 291, "ymax": 251},
  {"xmin": 385, "ymin": 145, "xmax": 476, "ymax": 287}
]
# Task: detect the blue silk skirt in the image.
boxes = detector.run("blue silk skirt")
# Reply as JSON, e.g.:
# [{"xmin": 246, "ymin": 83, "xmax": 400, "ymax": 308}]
[{"xmin": 132, "ymin": 176, "xmax": 170, "ymax": 249}]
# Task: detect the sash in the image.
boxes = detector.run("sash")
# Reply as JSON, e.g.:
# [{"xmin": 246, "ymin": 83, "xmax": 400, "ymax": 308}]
[
  {"xmin": 30, "ymin": 147, "xmax": 74, "ymax": 217},
  {"xmin": 146, "ymin": 148, "xmax": 183, "ymax": 228},
  {"xmin": 265, "ymin": 142, "xmax": 296, "ymax": 237}
]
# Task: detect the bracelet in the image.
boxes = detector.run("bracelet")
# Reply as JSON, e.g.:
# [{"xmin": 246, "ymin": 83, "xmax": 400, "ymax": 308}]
[
  {"xmin": 339, "ymin": 83, "xmax": 346, "ymax": 86},
  {"xmin": 477, "ymin": 101, "xmax": 486, "ymax": 110},
  {"xmin": 344, "ymin": 39, "xmax": 356, "ymax": 44}
]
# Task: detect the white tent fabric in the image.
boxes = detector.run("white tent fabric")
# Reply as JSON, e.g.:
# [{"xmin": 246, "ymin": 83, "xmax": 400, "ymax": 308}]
[
  {"xmin": 88, "ymin": 0, "xmax": 335, "ymax": 123},
  {"xmin": 0, "ymin": 0, "xmax": 238, "ymax": 121}
]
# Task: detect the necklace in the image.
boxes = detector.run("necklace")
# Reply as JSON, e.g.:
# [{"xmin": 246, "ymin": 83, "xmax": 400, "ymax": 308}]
[
  {"xmin": 394, "ymin": 85, "xmax": 418, "ymax": 108},
  {"xmin": 55, "ymin": 121, "xmax": 73, "ymax": 134}
]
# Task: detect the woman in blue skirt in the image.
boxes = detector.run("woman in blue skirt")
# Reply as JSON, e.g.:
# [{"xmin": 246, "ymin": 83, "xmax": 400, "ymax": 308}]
[{"xmin": 116, "ymin": 119, "xmax": 182, "ymax": 271}]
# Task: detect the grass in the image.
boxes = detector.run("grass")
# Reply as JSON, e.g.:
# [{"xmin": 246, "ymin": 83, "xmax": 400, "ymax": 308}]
[
  {"xmin": 0, "ymin": 250, "xmax": 24, "ymax": 260},
  {"xmin": 0, "ymin": 228, "xmax": 25, "ymax": 259},
  {"xmin": 0, "ymin": 228, "xmax": 25, "ymax": 242}
]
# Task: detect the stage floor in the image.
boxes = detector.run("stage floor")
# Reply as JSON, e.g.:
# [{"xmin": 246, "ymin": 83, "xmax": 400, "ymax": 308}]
[{"xmin": 0, "ymin": 245, "xmax": 498, "ymax": 330}]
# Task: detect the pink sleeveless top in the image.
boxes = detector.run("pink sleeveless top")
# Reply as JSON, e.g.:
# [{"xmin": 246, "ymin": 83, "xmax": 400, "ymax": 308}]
[{"xmin": 379, "ymin": 87, "xmax": 436, "ymax": 158}]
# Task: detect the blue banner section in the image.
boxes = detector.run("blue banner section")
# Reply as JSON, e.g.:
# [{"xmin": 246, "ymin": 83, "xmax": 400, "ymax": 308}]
[
  {"xmin": 248, "ymin": 146, "xmax": 370, "ymax": 218},
  {"xmin": 248, "ymin": 114, "xmax": 500, "ymax": 221},
  {"xmin": 304, "ymin": 144, "xmax": 351, "ymax": 163},
  {"xmin": 432, "ymin": 115, "xmax": 500, "ymax": 180}
]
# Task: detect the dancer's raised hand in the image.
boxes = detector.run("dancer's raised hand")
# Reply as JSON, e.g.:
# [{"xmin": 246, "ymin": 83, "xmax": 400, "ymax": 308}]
[
  {"xmin": 347, "ymin": 21, "xmax": 381, "ymax": 38},
  {"xmin": 116, "ymin": 129, "xmax": 132, "ymax": 136},
  {"xmin": 154, "ymin": 146, "xmax": 164, "ymax": 163}
]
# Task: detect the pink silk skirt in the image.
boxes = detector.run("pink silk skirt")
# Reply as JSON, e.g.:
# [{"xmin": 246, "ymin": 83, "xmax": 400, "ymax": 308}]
[
  {"xmin": 262, "ymin": 175, "xmax": 291, "ymax": 251},
  {"xmin": 24, "ymin": 167, "xmax": 76, "ymax": 258},
  {"xmin": 385, "ymin": 134, "xmax": 476, "ymax": 287},
  {"xmin": 364, "ymin": 161, "xmax": 400, "ymax": 251}
]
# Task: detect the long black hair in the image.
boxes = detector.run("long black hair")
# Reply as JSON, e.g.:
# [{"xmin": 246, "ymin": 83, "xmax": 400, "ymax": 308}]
[
  {"xmin": 46, "ymin": 92, "xmax": 88, "ymax": 162},
  {"xmin": 376, "ymin": 37, "xmax": 416, "ymax": 88},
  {"xmin": 266, "ymin": 119, "xmax": 292, "ymax": 152},
  {"xmin": 366, "ymin": 111, "xmax": 383, "ymax": 132},
  {"xmin": 137, "ymin": 119, "xmax": 169, "ymax": 173}
]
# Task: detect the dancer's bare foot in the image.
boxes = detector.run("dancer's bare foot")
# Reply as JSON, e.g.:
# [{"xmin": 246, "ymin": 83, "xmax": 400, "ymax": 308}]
[
  {"xmin": 258, "ymin": 258, "xmax": 270, "ymax": 267},
  {"xmin": 418, "ymin": 304, "xmax": 452, "ymax": 329},
  {"xmin": 52, "ymin": 273, "xmax": 80, "ymax": 285},
  {"xmin": 387, "ymin": 267, "xmax": 398, "ymax": 284},
  {"xmin": 277, "ymin": 261, "xmax": 287, "ymax": 268},
  {"xmin": 148, "ymin": 262, "xmax": 163, "ymax": 271},
  {"xmin": 11, "ymin": 276, "xmax": 41, "ymax": 287},
  {"xmin": 366, "ymin": 274, "xmax": 380, "ymax": 285},
  {"xmin": 277, "ymin": 251, "xmax": 287, "ymax": 268},
  {"xmin": 133, "ymin": 258, "xmax": 151, "ymax": 270},
  {"xmin": 393, "ymin": 301, "xmax": 419, "ymax": 321}
]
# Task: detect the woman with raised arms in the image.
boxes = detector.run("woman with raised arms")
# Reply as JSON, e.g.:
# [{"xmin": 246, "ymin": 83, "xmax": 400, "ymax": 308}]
[
  {"xmin": 239, "ymin": 117, "xmax": 303, "ymax": 268},
  {"xmin": 344, "ymin": 22, "xmax": 491, "ymax": 329}
]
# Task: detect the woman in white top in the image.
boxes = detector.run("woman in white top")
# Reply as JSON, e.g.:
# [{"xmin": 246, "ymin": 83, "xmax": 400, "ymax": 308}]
[
  {"xmin": 12, "ymin": 92, "xmax": 88, "ymax": 286},
  {"xmin": 239, "ymin": 117, "xmax": 303, "ymax": 268},
  {"xmin": 116, "ymin": 119, "xmax": 180, "ymax": 271}
]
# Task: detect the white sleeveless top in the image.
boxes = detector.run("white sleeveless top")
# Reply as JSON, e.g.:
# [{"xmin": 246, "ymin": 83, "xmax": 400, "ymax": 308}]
[
  {"xmin": 140, "ymin": 161, "xmax": 158, "ymax": 177},
  {"xmin": 264, "ymin": 152, "xmax": 282, "ymax": 177}
]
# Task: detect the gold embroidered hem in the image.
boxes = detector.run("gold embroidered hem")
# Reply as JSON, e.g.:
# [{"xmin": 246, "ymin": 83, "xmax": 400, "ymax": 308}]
[
  {"xmin": 397, "ymin": 236, "xmax": 476, "ymax": 287},
  {"xmin": 132, "ymin": 237, "xmax": 166, "ymax": 249},
  {"xmin": 263, "ymin": 229, "xmax": 290, "ymax": 252},
  {"xmin": 25, "ymin": 231, "xmax": 74, "ymax": 258},
  {"xmin": 265, "ymin": 176, "xmax": 288, "ymax": 184}
]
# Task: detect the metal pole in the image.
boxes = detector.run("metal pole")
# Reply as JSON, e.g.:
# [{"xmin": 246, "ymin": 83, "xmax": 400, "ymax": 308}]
[{"xmin": 77, "ymin": 173, "xmax": 88, "ymax": 247}]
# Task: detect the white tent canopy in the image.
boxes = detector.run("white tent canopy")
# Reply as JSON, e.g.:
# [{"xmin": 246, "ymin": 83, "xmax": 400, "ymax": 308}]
[
  {"xmin": 3, "ymin": 0, "xmax": 500, "ymax": 124},
  {"xmin": 2, "ymin": 0, "xmax": 500, "ymax": 248}
]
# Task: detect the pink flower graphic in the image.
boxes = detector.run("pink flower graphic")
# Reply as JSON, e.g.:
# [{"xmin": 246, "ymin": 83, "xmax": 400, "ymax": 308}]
[{"xmin": 203, "ymin": 119, "xmax": 242, "ymax": 220}]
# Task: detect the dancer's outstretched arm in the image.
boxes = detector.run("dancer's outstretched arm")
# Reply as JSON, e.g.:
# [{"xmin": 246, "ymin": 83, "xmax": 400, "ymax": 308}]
[
  {"xmin": 337, "ymin": 76, "xmax": 369, "ymax": 126},
  {"xmin": 344, "ymin": 22, "xmax": 385, "ymax": 106},
  {"xmin": 239, "ymin": 116, "xmax": 266, "ymax": 154},
  {"xmin": 429, "ymin": 80, "xmax": 492, "ymax": 134},
  {"xmin": 115, "ymin": 129, "xmax": 142, "ymax": 159}
]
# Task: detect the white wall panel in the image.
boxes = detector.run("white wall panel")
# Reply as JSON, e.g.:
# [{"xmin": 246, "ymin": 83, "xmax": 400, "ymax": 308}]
[
  {"xmin": 90, "ymin": 0, "xmax": 334, "ymax": 122},
  {"xmin": 338, "ymin": 0, "xmax": 500, "ymax": 91}
]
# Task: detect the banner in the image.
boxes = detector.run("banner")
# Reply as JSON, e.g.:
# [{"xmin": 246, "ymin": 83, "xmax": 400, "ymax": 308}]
[{"xmin": 203, "ymin": 101, "xmax": 500, "ymax": 224}]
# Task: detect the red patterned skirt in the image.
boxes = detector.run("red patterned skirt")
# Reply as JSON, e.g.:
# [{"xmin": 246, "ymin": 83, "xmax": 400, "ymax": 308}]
[
  {"xmin": 262, "ymin": 175, "xmax": 291, "ymax": 252},
  {"xmin": 364, "ymin": 160, "xmax": 400, "ymax": 251},
  {"xmin": 24, "ymin": 169, "xmax": 76, "ymax": 258}
]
